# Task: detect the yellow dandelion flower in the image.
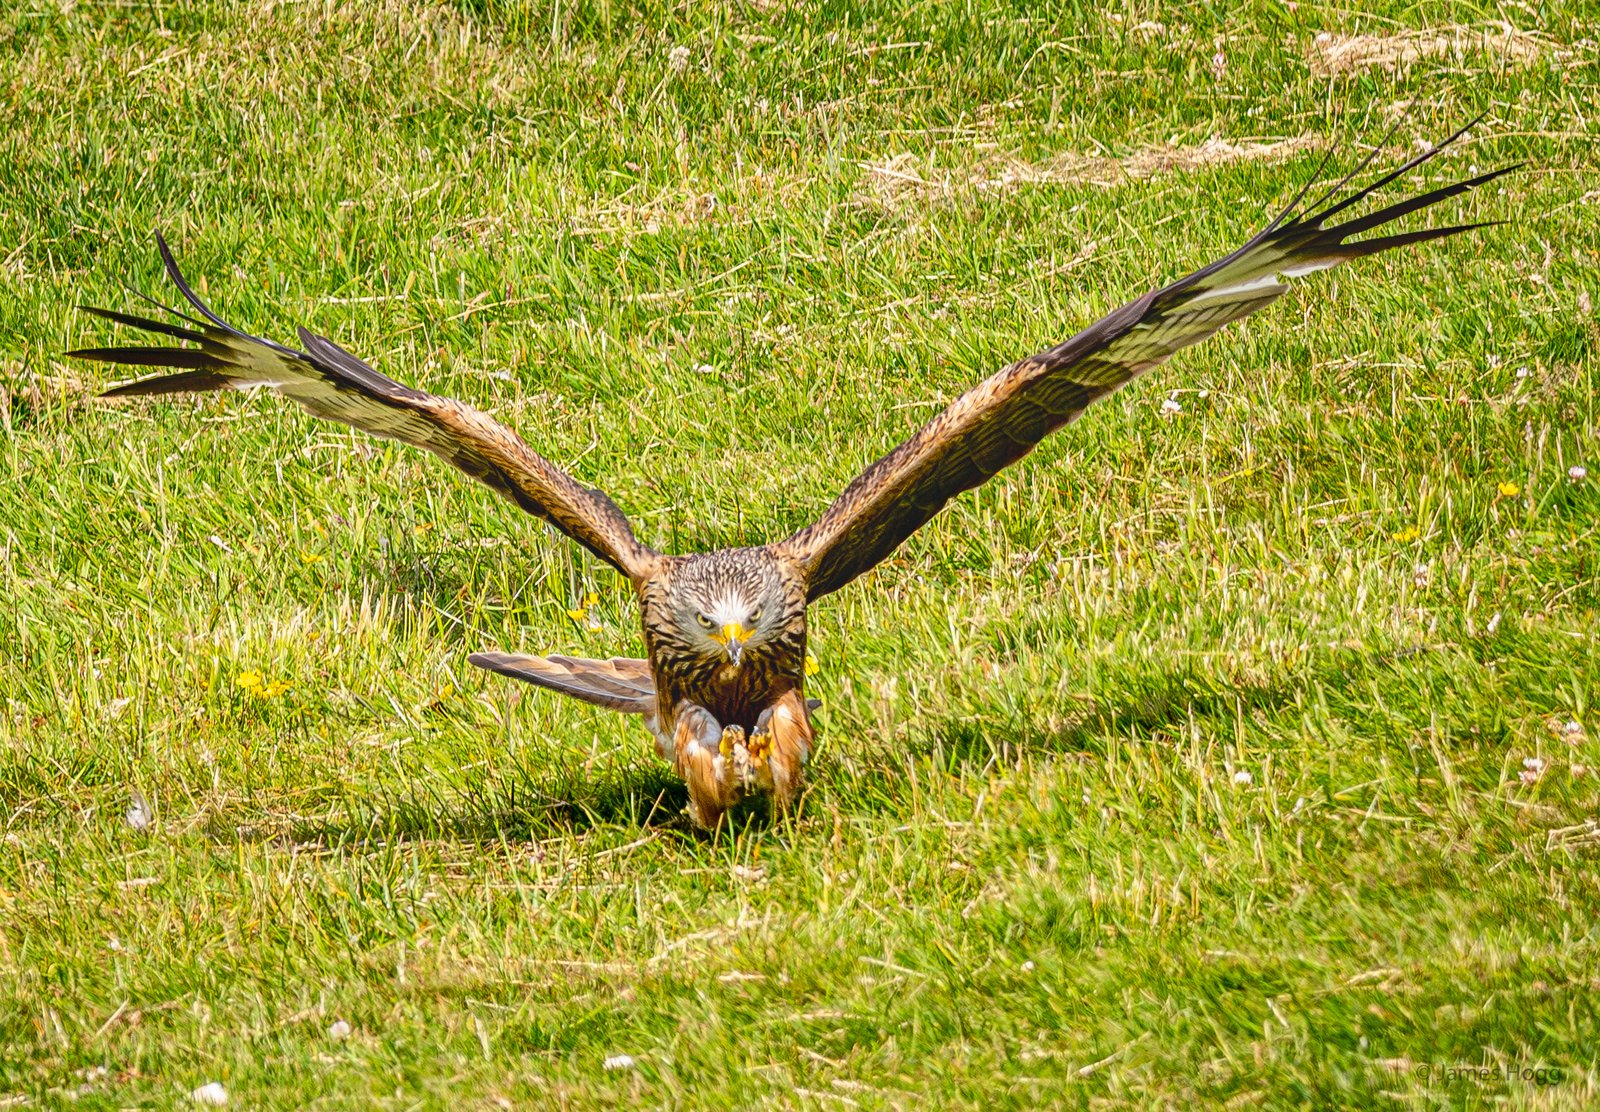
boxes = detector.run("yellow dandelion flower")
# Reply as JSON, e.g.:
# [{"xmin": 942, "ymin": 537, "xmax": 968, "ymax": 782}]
[
  {"xmin": 262, "ymin": 679, "xmax": 292, "ymax": 699},
  {"xmin": 567, "ymin": 593, "xmax": 604, "ymax": 627},
  {"xmin": 236, "ymin": 670, "xmax": 264, "ymax": 691},
  {"xmin": 413, "ymin": 522, "xmax": 435, "ymax": 536},
  {"xmin": 434, "ymin": 683, "xmax": 454, "ymax": 702},
  {"xmin": 1391, "ymin": 526, "xmax": 1420, "ymax": 543},
  {"xmin": 804, "ymin": 653, "xmax": 820, "ymax": 677},
  {"xmin": 299, "ymin": 550, "xmax": 324, "ymax": 565},
  {"xmin": 1497, "ymin": 480, "xmax": 1521, "ymax": 498},
  {"xmin": 307, "ymin": 629, "xmax": 321, "ymax": 642}
]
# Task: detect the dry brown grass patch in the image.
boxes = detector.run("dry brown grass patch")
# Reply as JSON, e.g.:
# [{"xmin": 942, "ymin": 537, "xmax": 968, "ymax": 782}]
[
  {"xmin": 1306, "ymin": 22, "xmax": 1550, "ymax": 76},
  {"xmin": 860, "ymin": 134, "xmax": 1321, "ymax": 211}
]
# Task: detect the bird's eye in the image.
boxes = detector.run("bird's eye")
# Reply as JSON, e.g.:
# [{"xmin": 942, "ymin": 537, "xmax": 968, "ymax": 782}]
[
  {"xmin": 696, "ymin": 613, "xmax": 713, "ymax": 629},
  {"xmin": 749, "ymin": 607, "xmax": 763, "ymax": 623}
]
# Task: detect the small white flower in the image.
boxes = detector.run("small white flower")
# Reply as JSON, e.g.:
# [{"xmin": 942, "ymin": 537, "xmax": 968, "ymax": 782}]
[
  {"xmin": 327, "ymin": 1019, "xmax": 352, "ymax": 1041},
  {"xmin": 1515, "ymin": 365, "xmax": 1531, "ymax": 379},
  {"xmin": 1232, "ymin": 769, "xmax": 1253, "ymax": 786},
  {"xmin": 667, "ymin": 45, "xmax": 691, "ymax": 74},
  {"xmin": 190, "ymin": 1082, "xmax": 228, "ymax": 1106},
  {"xmin": 1524, "ymin": 756, "xmax": 1546, "ymax": 772},
  {"xmin": 126, "ymin": 789, "xmax": 154, "ymax": 831},
  {"xmin": 1160, "ymin": 397, "xmax": 1183, "ymax": 415},
  {"xmin": 1569, "ymin": 465, "xmax": 1588, "ymax": 482},
  {"xmin": 1519, "ymin": 769, "xmax": 1541, "ymax": 785},
  {"xmin": 1565, "ymin": 720, "xmax": 1586, "ymax": 740},
  {"xmin": 1572, "ymin": 764, "xmax": 1588, "ymax": 779},
  {"xmin": 692, "ymin": 362, "xmax": 716, "ymax": 375},
  {"xmin": 603, "ymin": 1054, "xmax": 637, "ymax": 1071},
  {"xmin": 1020, "ymin": 960, "xmax": 1036, "ymax": 973}
]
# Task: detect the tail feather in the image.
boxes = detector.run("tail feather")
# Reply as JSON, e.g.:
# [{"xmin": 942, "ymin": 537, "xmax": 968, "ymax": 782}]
[
  {"xmin": 468, "ymin": 650, "xmax": 825, "ymax": 721},
  {"xmin": 469, "ymin": 651, "xmax": 656, "ymax": 714}
]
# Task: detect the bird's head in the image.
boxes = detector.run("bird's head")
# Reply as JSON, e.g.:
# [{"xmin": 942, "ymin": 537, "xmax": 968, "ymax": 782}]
[{"xmin": 670, "ymin": 551, "xmax": 790, "ymax": 667}]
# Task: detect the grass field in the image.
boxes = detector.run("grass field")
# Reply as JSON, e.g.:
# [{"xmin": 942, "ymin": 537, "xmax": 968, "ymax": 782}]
[{"xmin": 2, "ymin": 1, "xmax": 1598, "ymax": 1107}]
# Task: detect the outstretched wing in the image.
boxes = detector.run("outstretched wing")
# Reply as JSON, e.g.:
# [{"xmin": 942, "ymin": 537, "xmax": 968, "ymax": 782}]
[
  {"xmin": 73, "ymin": 235, "xmax": 661, "ymax": 584},
  {"xmin": 777, "ymin": 122, "xmax": 1514, "ymax": 600}
]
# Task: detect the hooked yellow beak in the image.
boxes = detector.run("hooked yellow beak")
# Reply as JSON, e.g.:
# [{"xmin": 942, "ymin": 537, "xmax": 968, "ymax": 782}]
[{"xmin": 714, "ymin": 621, "xmax": 752, "ymax": 665}]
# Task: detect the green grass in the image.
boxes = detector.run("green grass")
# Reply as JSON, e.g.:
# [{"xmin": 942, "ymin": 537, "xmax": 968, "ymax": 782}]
[{"xmin": 2, "ymin": 0, "xmax": 1598, "ymax": 1106}]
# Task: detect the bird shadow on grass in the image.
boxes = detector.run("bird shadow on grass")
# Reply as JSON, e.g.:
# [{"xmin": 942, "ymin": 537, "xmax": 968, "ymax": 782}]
[
  {"xmin": 218, "ymin": 763, "xmax": 703, "ymax": 849},
  {"xmin": 236, "ymin": 762, "xmax": 794, "ymax": 848}
]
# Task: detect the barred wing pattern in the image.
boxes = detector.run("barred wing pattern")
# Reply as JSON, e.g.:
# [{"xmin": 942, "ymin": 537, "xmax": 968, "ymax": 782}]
[
  {"xmin": 73, "ymin": 236, "xmax": 660, "ymax": 583},
  {"xmin": 780, "ymin": 124, "xmax": 1513, "ymax": 601}
]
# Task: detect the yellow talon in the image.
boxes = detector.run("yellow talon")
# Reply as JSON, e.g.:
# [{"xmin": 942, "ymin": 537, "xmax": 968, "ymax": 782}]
[{"xmin": 747, "ymin": 731, "xmax": 772, "ymax": 763}]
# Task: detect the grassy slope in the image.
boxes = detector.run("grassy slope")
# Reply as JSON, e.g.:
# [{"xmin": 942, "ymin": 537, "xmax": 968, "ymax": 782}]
[{"xmin": 1, "ymin": 0, "xmax": 1597, "ymax": 1107}]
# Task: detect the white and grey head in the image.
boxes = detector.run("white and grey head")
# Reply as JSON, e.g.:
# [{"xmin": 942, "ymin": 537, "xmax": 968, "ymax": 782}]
[{"xmin": 668, "ymin": 549, "xmax": 790, "ymax": 666}]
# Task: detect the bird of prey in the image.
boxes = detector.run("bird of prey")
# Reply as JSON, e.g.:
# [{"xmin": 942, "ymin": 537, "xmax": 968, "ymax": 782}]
[{"xmin": 73, "ymin": 124, "xmax": 1510, "ymax": 827}]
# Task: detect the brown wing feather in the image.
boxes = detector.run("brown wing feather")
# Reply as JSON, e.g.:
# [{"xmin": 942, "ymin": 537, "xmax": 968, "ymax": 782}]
[
  {"xmin": 74, "ymin": 235, "xmax": 659, "ymax": 583},
  {"xmin": 779, "ymin": 124, "xmax": 1514, "ymax": 600}
]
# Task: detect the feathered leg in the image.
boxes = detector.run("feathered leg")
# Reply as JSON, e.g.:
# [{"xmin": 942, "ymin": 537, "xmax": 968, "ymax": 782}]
[
  {"xmin": 755, "ymin": 689, "xmax": 813, "ymax": 811},
  {"xmin": 672, "ymin": 704, "xmax": 738, "ymax": 829}
]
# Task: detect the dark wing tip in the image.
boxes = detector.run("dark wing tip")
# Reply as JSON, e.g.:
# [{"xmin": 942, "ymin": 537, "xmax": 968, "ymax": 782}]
[
  {"xmin": 77, "ymin": 304, "xmax": 210, "ymax": 344},
  {"xmin": 296, "ymin": 326, "xmax": 424, "ymax": 400},
  {"xmin": 100, "ymin": 370, "xmax": 238, "ymax": 397},
  {"xmin": 1305, "ymin": 116, "xmax": 1504, "ymax": 230},
  {"xmin": 152, "ymin": 230, "xmax": 230, "ymax": 331},
  {"xmin": 67, "ymin": 345, "xmax": 219, "ymax": 370}
]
